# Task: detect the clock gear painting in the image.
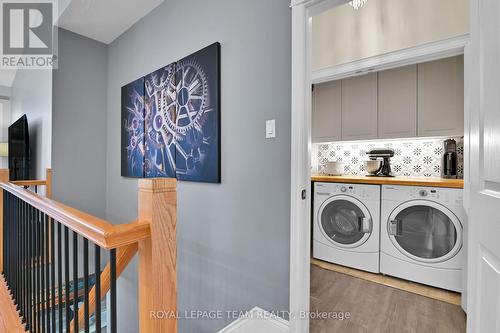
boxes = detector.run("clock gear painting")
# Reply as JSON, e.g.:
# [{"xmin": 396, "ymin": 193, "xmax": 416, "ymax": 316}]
[
  {"xmin": 121, "ymin": 77, "xmax": 145, "ymax": 178},
  {"xmin": 121, "ymin": 42, "xmax": 221, "ymax": 183}
]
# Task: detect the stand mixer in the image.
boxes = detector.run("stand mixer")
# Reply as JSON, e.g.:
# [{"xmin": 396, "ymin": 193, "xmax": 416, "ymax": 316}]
[{"xmin": 366, "ymin": 149, "xmax": 395, "ymax": 177}]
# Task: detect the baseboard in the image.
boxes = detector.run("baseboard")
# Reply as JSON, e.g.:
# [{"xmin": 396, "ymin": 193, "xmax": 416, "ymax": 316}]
[{"xmin": 218, "ymin": 307, "xmax": 290, "ymax": 333}]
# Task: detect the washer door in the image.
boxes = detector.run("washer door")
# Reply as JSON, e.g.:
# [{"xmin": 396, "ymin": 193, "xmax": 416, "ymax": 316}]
[
  {"xmin": 318, "ymin": 195, "xmax": 372, "ymax": 248},
  {"xmin": 387, "ymin": 200, "xmax": 462, "ymax": 263}
]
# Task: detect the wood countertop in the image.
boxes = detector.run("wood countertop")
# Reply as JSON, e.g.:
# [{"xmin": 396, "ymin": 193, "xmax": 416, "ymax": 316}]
[{"xmin": 311, "ymin": 175, "xmax": 464, "ymax": 189}]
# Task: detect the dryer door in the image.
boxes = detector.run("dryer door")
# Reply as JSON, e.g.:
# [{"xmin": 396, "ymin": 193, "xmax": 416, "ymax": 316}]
[
  {"xmin": 318, "ymin": 195, "xmax": 372, "ymax": 248},
  {"xmin": 387, "ymin": 200, "xmax": 463, "ymax": 263}
]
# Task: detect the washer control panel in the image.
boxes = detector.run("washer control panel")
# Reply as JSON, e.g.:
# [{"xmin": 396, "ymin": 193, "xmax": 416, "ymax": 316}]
[{"xmin": 315, "ymin": 183, "xmax": 380, "ymax": 200}]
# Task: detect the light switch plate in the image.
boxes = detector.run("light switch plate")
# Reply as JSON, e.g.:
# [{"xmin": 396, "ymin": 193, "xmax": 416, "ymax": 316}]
[{"xmin": 266, "ymin": 119, "xmax": 276, "ymax": 138}]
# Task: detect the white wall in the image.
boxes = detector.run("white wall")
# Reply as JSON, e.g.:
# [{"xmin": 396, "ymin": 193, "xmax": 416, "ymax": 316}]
[
  {"xmin": 0, "ymin": 85, "xmax": 11, "ymax": 169},
  {"xmin": 312, "ymin": 0, "xmax": 469, "ymax": 70},
  {"xmin": 10, "ymin": 69, "xmax": 52, "ymax": 179},
  {"xmin": 0, "ymin": 101, "xmax": 10, "ymax": 168}
]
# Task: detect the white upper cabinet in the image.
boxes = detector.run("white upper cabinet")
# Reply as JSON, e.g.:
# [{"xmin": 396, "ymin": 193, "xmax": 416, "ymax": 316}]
[
  {"xmin": 378, "ymin": 65, "xmax": 417, "ymax": 139},
  {"xmin": 311, "ymin": 56, "xmax": 464, "ymax": 142},
  {"xmin": 418, "ymin": 56, "xmax": 464, "ymax": 137},
  {"xmin": 341, "ymin": 73, "xmax": 378, "ymax": 140},
  {"xmin": 312, "ymin": 81, "xmax": 342, "ymax": 143}
]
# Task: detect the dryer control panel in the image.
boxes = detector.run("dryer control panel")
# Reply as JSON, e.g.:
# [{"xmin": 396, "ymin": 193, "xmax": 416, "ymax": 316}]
[{"xmin": 383, "ymin": 185, "xmax": 463, "ymax": 206}]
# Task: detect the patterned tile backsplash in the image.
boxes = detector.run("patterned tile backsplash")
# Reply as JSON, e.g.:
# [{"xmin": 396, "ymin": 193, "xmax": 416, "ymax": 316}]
[{"xmin": 315, "ymin": 137, "xmax": 464, "ymax": 178}]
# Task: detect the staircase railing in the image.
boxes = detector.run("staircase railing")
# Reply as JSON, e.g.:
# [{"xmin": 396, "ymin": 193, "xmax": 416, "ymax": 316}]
[{"xmin": 0, "ymin": 169, "xmax": 178, "ymax": 333}]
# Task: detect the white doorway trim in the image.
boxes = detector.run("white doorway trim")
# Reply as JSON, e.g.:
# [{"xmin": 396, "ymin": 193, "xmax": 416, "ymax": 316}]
[
  {"xmin": 289, "ymin": 1, "xmax": 470, "ymax": 332},
  {"xmin": 312, "ymin": 34, "xmax": 469, "ymax": 83}
]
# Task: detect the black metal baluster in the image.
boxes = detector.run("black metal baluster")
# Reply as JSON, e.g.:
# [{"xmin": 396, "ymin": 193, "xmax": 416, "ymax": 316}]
[
  {"xmin": 16, "ymin": 196, "xmax": 20, "ymax": 313},
  {"xmin": 30, "ymin": 205, "xmax": 35, "ymax": 333},
  {"xmin": 27, "ymin": 204, "xmax": 33, "ymax": 332},
  {"xmin": 57, "ymin": 223, "xmax": 63, "ymax": 333},
  {"xmin": 18, "ymin": 200, "xmax": 26, "ymax": 324},
  {"xmin": 36, "ymin": 209, "xmax": 45, "ymax": 333},
  {"xmin": 41, "ymin": 213, "xmax": 46, "ymax": 333},
  {"xmin": 22, "ymin": 201, "xmax": 29, "ymax": 329},
  {"xmin": 18, "ymin": 197, "xmax": 21, "ymax": 315},
  {"xmin": 8, "ymin": 192, "xmax": 12, "ymax": 290},
  {"xmin": 25, "ymin": 202, "xmax": 29, "ymax": 329},
  {"xmin": 50, "ymin": 218, "xmax": 56, "ymax": 333},
  {"xmin": 10, "ymin": 193, "xmax": 13, "ymax": 293},
  {"xmin": 110, "ymin": 249, "xmax": 117, "ymax": 333},
  {"xmin": 64, "ymin": 226, "xmax": 70, "ymax": 333},
  {"xmin": 8, "ymin": 192, "xmax": 11, "ymax": 287},
  {"xmin": 3, "ymin": 192, "xmax": 7, "ymax": 281},
  {"xmin": 2, "ymin": 191, "xmax": 5, "ymax": 279},
  {"xmin": 37, "ymin": 208, "xmax": 41, "ymax": 333},
  {"xmin": 32, "ymin": 206, "xmax": 36, "ymax": 333},
  {"xmin": 83, "ymin": 238, "xmax": 89, "ymax": 333},
  {"xmin": 12, "ymin": 196, "xmax": 21, "ymax": 304},
  {"xmin": 10, "ymin": 192, "xmax": 12, "ymax": 293},
  {"xmin": 7, "ymin": 192, "xmax": 11, "ymax": 292},
  {"xmin": 73, "ymin": 231, "xmax": 79, "ymax": 333},
  {"xmin": 7, "ymin": 192, "xmax": 10, "ymax": 288},
  {"xmin": 15, "ymin": 196, "xmax": 18, "ymax": 303},
  {"xmin": 45, "ymin": 214, "xmax": 50, "ymax": 332},
  {"xmin": 94, "ymin": 245, "xmax": 101, "ymax": 333},
  {"xmin": 11, "ymin": 195, "xmax": 15, "ymax": 303}
]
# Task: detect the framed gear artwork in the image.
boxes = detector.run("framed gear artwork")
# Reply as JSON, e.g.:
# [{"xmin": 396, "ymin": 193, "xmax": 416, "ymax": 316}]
[
  {"xmin": 121, "ymin": 77, "xmax": 145, "ymax": 178},
  {"xmin": 121, "ymin": 42, "xmax": 221, "ymax": 183}
]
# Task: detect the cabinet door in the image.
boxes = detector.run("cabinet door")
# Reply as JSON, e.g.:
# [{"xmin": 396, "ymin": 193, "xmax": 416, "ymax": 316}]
[
  {"xmin": 341, "ymin": 73, "xmax": 378, "ymax": 140},
  {"xmin": 418, "ymin": 56, "xmax": 464, "ymax": 137},
  {"xmin": 312, "ymin": 80, "xmax": 342, "ymax": 143},
  {"xmin": 378, "ymin": 65, "xmax": 417, "ymax": 138}
]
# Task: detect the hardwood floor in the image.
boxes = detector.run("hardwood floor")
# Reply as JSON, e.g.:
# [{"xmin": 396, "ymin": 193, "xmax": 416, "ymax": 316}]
[
  {"xmin": 310, "ymin": 265, "xmax": 466, "ymax": 333},
  {"xmin": 311, "ymin": 258, "xmax": 461, "ymax": 305}
]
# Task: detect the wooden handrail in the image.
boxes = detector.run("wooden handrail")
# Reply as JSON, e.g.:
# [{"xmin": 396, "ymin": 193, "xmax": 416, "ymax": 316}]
[
  {"xmin": 11, "ymin": 179, "xmax": 47, "ymax": 186},
  {"xmin": 0, "ymin": 182, "xmax": 150, "ymax": 249},
  {"xmin": 8, "ymin": 168, "xmax": 52, "ymax": 198}
]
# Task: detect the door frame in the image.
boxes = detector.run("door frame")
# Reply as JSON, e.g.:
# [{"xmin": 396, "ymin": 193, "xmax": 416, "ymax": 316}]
[{"xmin": 289, "ymin": 1, "xmax": 471, "ymax": 331}]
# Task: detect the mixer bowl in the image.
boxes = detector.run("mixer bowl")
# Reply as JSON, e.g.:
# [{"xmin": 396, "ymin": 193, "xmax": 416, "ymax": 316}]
[{"xmin": 365, "ymin": 160, "xmax": 383, "ymax": 175}]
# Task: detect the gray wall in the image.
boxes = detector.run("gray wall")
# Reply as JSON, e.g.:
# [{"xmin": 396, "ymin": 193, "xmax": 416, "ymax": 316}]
[
  {"xmin": 52, "ymin": 28, "xmax": 108, "ymax": 217},
  {"xmin": 105, "ymin": 0, "xmax": 291, "ymax": 331},
  {"xmin": 11, "ymin": 69, "xmax": 52, "ymax": 180}
]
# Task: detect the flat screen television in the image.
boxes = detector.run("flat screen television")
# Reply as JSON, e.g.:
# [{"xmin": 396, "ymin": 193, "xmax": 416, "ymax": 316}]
[{"xmin": 8, "ymin": 115, "xmax": 30, "ymax": 181}]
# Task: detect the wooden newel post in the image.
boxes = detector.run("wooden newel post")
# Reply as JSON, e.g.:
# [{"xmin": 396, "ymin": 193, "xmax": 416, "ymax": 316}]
[
  {"xmin": 46, "ymin": 168, "xmax": 52, "ymax": 198},
  {"xmin": 138, "ymin": 178, "xmax": 177, "ymax": 333}
]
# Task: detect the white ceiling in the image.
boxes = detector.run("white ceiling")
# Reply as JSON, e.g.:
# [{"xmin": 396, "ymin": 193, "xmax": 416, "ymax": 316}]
[
  {"xmin": 0, "ymin": 69, "xmax": 17, "ymax": 87},
  {"xmin": 57, "ymin": 0, "xmax": 164, "ymax": 44}
]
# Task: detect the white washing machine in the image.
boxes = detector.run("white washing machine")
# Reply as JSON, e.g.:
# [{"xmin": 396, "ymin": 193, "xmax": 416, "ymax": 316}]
[
  {"xmin": 313, "ymin": 182, "xmax": 380, "ymax": 273},
  {"xmin": 380, "ymin": 185, "xmax": 465, "ymax": 292}
]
